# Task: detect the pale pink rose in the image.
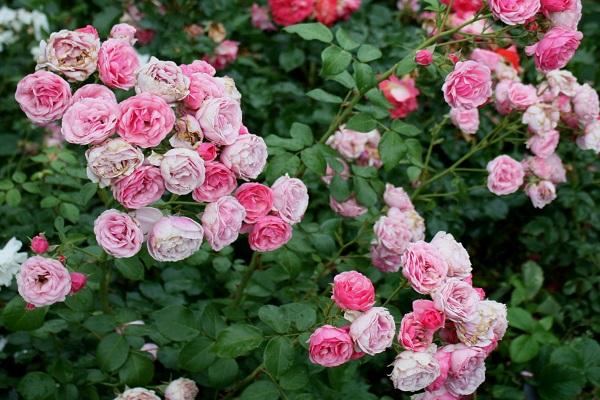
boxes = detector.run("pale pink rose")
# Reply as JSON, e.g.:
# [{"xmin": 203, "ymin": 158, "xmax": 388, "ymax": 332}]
[
  {"xmin": 110, "ymin": 23, "xmax": 137, "ymax": 45},
  {"xmin": 541, "ymin": 0, "xmax": 573, "ymax": 12},
  {"xmin": 332, "ymin": 271, "xmax": 375, "ymax": 311},
  {"xmin": 36, "ymin": 29, "xmax": 100, "ymax": 81},
  {"xmin": 441, "ymin": 344, "xmax": 487, "ymax": 396},
  {"xmin": 160, "ymin": 148, "xmax": 206, "ymax": 195},
  {"xmin": 397, "ymin": 0, "xmax": 420, "ymax": 12},
  {"xmin": 415, "ymin": 50, "xmax": 433, "ymax": 66},
  {"xmin": 350, "ymin": 307, "xmax": 396, "ymax": 355},
  {"xmin": 389, "ymin": 348, "xmax": 441, "ymax": 392},
  {"xmin": 446, "ymin": 361, "xmax": 486, "ymax": 396},
  {"xmin": 201, "ymin": 196, "xmax": 246, "ymax": 251},
  {"xmin": 526, "ymin": 153, "xmax": 566, "ymax": 183},
  {"xmin": 180, "ymin": 60, "xmax": 216, "ymax": 77},
  {"xmin": 165, "ymin": 377, "xmax": 199, "ymax": 400},
  {"xmin": 522, "ymin": 103, "xmax": 560, "ymax": 135},
  {"xmin": 117, "ymin": 93, "xmax": 175, "ymax": 148},
  {"xmin": 470, "ymin": 49, "xmax": 503, "ymax": 72},
  {"xmin": 486, "ymin": 155, "xmax": 524, "ymax": 195},
  {"xmin": 383, "ymin": 184, "xmax": 414, "ymax": 211},
  {"xmin": 427, "ymin": 347, "xmax": 452, "ymax": 392},
  {"xmin": 573, "ymin": 84, "xmax": 600, "ymax": 125},
  {"xmin": 135, "ymin": 57, "xmax": 190, "ymax": 103},
  {"xmin": 577, "ymin": 121, "xmax": 600, "ymax": 153},
  {"xmin": 413, "ymin": 299, "xmax": 445, "ymax": 330},
  {"xmin": 547, "ymin": 0, "xmax": 581, "ymax": 30},
  {"xmin": 442, "ymin": 61, "xmax": 492, "ymax": 110},
  {"xmin": 308, "ymin": 325, "xmax": 354, "ymax": 367},
  {"xmin": 373, "ymin": 214, "xmax": 413, "ymax": 255},
  {"xmin": 495, "ymin": 63, "xmax": 520, "ymax": 83},
  {"xmin": 221, "ymin": 134, "xmax": 268, "ymax": 180},
  {"xmin": 72, "ymin": 84, "xmax": 117, "ymax": 104},
  {"xmin": 169, "ymin": 115, "xmax": 203, "ymax": 149},
  {"xmin": 455, "ymin": 300, "xmax": 507, "ymax": 346},
  {"xmin": 488, "ymin": 0, "xmax": 540, "ymax": 25},
  {"xmin": 494, "ymin": 79, "xmax": 513, "ymax": 115},
  {"xmin": 98, "ymin": 39, "xmax": 140, "ymax": 90},
  {"xmin": 69, "ymin": 272, "xmax": 87, "ymax": 294},
  {"xmin": 15, "ymin": 70, "xmax": 72, "ymax": 124},
  {"xmin": 215, "ymin": 76, "xmax": 242, "ymax": 102},
  {"xmin": 61, "ymin": 98, "xmax": 120, "ymax": 145},
  {"xmin": 432, "ymin": 278, "xmax": 480, "ymax": 322},
  {"xmin": 413, "ymin": 388, "xmax": 458, "ymax": 400},
  {"xmin": 448, "ymin": 12, "xmax": 492, "ymax": 36},
  {"xmin": 17, "ymin": 256, "xmax": 71, "ymax": 307},
  {"xmin": 326, "ymin": 125, "xmax": 373, "ymax": 160},
  {"xmin": 94, "ymin": 209, "xmax": 143, "ymax": 258},
  {"xmin": 357, "ymin": 130, "xmax": 382, "ymax": 168},
  {"xmin": 115, "ymin": 388, "xmax": 161, "ymax": 400},
  {"xmin": 248, "ymin": 215, "xmax": 292, "ymax": 252},
  {"xmin": 206, "ymin": 40, "xmax": 239, "ymax": 70},
  {"xmin": 508, "ymin": 82, "xmax": 538, "ymax": 110},
  {"xmin": 527, "ymin": 130, "xmax": 560, "ymax": 158},
  {"xmin": 112, "ymin": 165, "xmax": 165, "ymax": 209},
  {"xmin": 526, "ymin": 180, "xmax": 557, "ymax": 208},
  {"xmin": 234, "ymin": 183, "xmax": 274, "ymax": 224},
  {"xmin": 147, "ymin": 216, "xmax": 204, "ymax": 262},
  {"xmin": 196, "ymin": 97, "xmax": 242, "ymax": 145},
  {"xmin": 401, "ymin": 241, "xmax": 448, "ymax": 294},
  {"xmin": 545, "ymin": 69, "xmax": 578, "ymax": 97},
  {"xmin": 379, "ymin": 76, "xmax": 420, "ymax": 119},
  {"xmin": 371, "ymin": 243, "xmax": 403, "ymax": 273},
  {"xmin": 129, "ymin": 207, "xmax": 163, "ymax": 236},
  {"xmin": 251, "ymin": 3, "xmax": 277, "ymax": 31},
  {"xmin": 430, "ymin": 231, "xmax": 472, "ymax": 278},
  {"xmin": 192, "ymin": 161, "xmax": 237, "ymax": 203},
  {"xmin": 330, "ymin": 196, "xmax": 367, "ymax": 218},
  {"xmin": 86, "ymin": 138, "xmax": 144, "ymax": 187},
  {"xmin": 525, "ymin": 27, "xmax": 582, "ymax": 72},
  {"xmin": 322, "ymin": 158, "xmax": 350, "ymax": 185},
  {"xmin": 399, "ymin": 312, "xmax": 434, "ymax": 352},
  {"xmin": 272, "ymin": 175, "xmax": 309, "ymax": 225},
  {"xmin": 140, "ymin": 343, "xmax": 159, "ymax": 360},
  {"xmin": 183, "ymin": 73, "xmax": 225, "ymax": 110},
  {"xmin": 449, "ymin": 107, "xmax": 479, "ymax": 135},
  {"xmin": 388, "ymin": 207, "xmax": 426, "ymax": 242},
  {"xmin": 197, "ymin": 142, "xmax": 218, "ymax": 161}
]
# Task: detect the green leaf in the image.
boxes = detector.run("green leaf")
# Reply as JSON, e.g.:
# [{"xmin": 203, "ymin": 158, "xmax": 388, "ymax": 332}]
[
  {"xmin": 346, "ymin": 113, "xmax": 377, "ymax": 132},
  {"xmin": 92, "ymin": 6, "xmax": 121, "ymax": 36},
  {"xmin": 12, "ymin": 171, "xmax": 27, "ymax": 183},
  {"xmin": 321, "ymin": 45, "xmax": 352, "ymax": 76},
  {"xmin": 281, "ymin": 303, "xmax": 316, "ymax": 331},
  {"xmin": 264, "ymin": 337, "xmax": 294, "ymax": 377},
  {"xmin": 118, "ymin": 352, "xmax": 154, "ymax": 387},
  {"xmin": 537, "ymin": 364, "xmax": 585, "ymax": 400},
  {"xmin": 284, "ymin": 23, "xmax": 333, "ymax": 43},
  {"xmin": 2, "ymin": 297, "xmax": 47, "ymax": 331},
  {"xmin": 365, "ymin": 88, "xmax": 391, "ymax": 109},
  {"xmin": 336, "ymin": 29, "xmax": 359, "ymax": 50},
  {"xmin": 79, "ymin": 182, "xmax": 98, "ymax": 205},
  {"xmin": 280, "ymin": 366, "xmax": 310, "ymax": 391},
  {"xmin": 510, "ymin": 334, "xmax": 539, "ymax": 363},
  {"xmin": 405, "ymin": 138, "xmax": 423, "ymax": 166},
  {"xmin": 508, "ymin": 307, "xmax": 537, "ymax": 332},
  {"xmin": 115, "ymin": 257, "xmax": 145, "ymax": 281},
  {"xmin": 329, "ymin": 70, "xmax": 356, "ymax": 89},
  {"xmin": 214, "ymin": 324, "xmax": 263, "ymax": 358},
  {"xmin": 152, "ymin": 305, "xmax": 199, "ymax": 341},
  {"xmin": 353, "ymin": 62, "xmax": 376, "ymax": 93},
  {"xmin": 301, "ymin": 146, "xmax": 327, "ymax": 176},
  {"xmin": 522, "ymin": 261, "xmax": 544, "ymax": 299},
  {"xmin": 208, "ymin": 358, "xmax": 239, "ymax": 388},
  {"xmin": 330, "ymin": 175, "xmax": 351, "ymax": 202},
  {"xmin": 0, "ymin": 179, "xmax": 14, "ymax": 190},
  {"xmin": 290, "ymin": 123, "xmax": 314, "ymax": 147},
  {"xmin": 179, "ymin": 336, "xmax": 216, "ymax": 372},
  {"xmin": 18, "ymin": 372, "xmax": 56, "ymax": 400},
  {"xmin": 396, "ymin": 53, "xmax": 417, "ymax": 76},
  {"xmin": 279, "ymin": 48, "xmax": 305, "ymax": 72},
  {"xmin": 6, "ymin": 188, "xmax": 21, "ymax": 207},
  {"xmin": 240, "ymin": 380, "xmax": 280, "ymax": 400},
  {"xmin": 307, "ymin": 89, "xmax": 343, "ymax": 104},
  {"xmin": 41, "ymin": 196, "xmax": 60, "ymax": 208},
  {"xmin": 391, "ymin": 120, "xmax": 422, "ymax": 137},
  {"xmin": 266, "ymin": 153, "xmax": 301, "ymax": 183},
  {"xmin": 353, "ymin": 176, "xmax": 377, "ymax": 207},
  {"xmin": 407, "ymin": 166, "xmax": 422, "ymax": 182},
  {"xmin": 258, "ymin": 305, "xmax": 291, "ymax": 334},
  {"xmin": 60, "ymin": 203, "xmax": 80, "ymax": 223},
  {"xmin": 357, "ymin": 44, "xmax": 382, "ymax": 62},
  {"xmin": 96, "ymin": 333, "xmax": 129, "ymax": 372},
  {"xmin": 379, "ymin": 131, "xmax": 405, "ymax": 171}
]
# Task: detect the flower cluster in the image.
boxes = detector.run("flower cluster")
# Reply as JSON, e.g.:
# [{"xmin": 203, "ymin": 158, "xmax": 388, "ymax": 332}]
[
  {"xmin": 267, "ymin": 0, "xmax": 361, "ymax": 27},
  {"xmin": 114, "ymin": 377, "xmax": 199, "ymax": 400},
  {"xmin": 15, "ymin": 24, "xmax": 307, "ymax": 264}
]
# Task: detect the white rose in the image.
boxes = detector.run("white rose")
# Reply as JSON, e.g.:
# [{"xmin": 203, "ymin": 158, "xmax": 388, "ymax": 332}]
[
  {"xmin": 349, "ymin": 307, "xmax": 396, "ymax": 355},
  {"xmin": 577, "ymin": 121, "xmax": 600, "ymax": 153},
  {"xmin": 389, "ymin": 346, "xmax": 440, "ymax": 392},
  {"xmin": 0, "ymin": 238, "xmax": 27, "ymax": 287},
  {"xmin": 86, "ymin": 138, "xmax": 144, "ymax": 187},
  {"xmin": 455, "ymin": 300, "xmax": 508, "ymax": 347},
  {"xmin": 147, "ymin": 216, "xmax": 204, "ymax": 262},
  {"xmin": 522, "ymin": 103, "xmax": 560, "ymax": 135},
  {"xmin": 165, "ymin": 377, "xmax": 199, "ymax": 400},
  {"xmin": 114, "ymin": 388, "xmax": 160, "ymax": 400},
  {"xmin": 545, "ymin": 69, "xmax": 578, "ymax": 97}
]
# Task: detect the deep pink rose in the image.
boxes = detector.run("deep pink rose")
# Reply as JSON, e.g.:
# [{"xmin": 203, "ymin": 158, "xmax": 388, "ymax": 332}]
[
  {"xmin": 201, "ymin": 196, "xmax": 246, "ymax": 251},
  {"xmin": 196, "ymin": 97, "xmax": 242, "ymax": 145},
  {"xmin": 449, "ymin": 107, "xmax": 479, "ymax": 135},
  {"xmin": 525, "ymin": 27, "xmax": 582, "ymax": 72},
  {"xmin": 415, "ymin": 50, "xmax": 433, "ymax": 66},
  {"xmin": 271, "ymin": 175, "xmax": 309, "ymax": 225},
  {"xmin": 413, "ymin": 299, "xmax": 445, "ymax": 330},
  {"xmin": 440, "ymin": 0, "xmax": 483, "ymax": 13},
  {"xmin": 383, "ymin": 184, "xmax": 414, "ymax": 211},
  {"xmin": 331, "ymin": 271, "xmax": 375, "ymax": 311},
  {"xmin": 197, "ymin": 142, "xmax": 218, "ymax": 161},
  {"xmin": 541, "ymin": 0, "xmax": 573, "ymax": 13},
  {"xmin": 17, "ymin": 256, "xmax": 71, "ymax": 307},
  {"xmin": 220, "ymin": 134, "xmax": 268, "ymax": 180},
  {"xmin": 192, "ymin": 161, "xmax": 237, "ymax": 203},
  {"xmin": 69, "ymin": 272, "xmax": 87, "ymax": 294},
  {"xmin": 330, "ymin": 196, "xmax": 368, "ymax": 218},
  {"xmin": 72, "ymin": 84, "xmax": 116, "ymax": 104},
  {"xmin": 527, "ymin": 130, "xmax": 560, "ymax": 158},
  {"xmin": 112, "ymin": 165, "xmax": 165, "ymax": 209},
  {"xmin": 94, "ymin": 209, "xmax": 144, "ymax": 258},
  {"xmin": 117, "ymin": 93, "xmax": 175, "ymax": 148},
  {"xmin": 432, "ymin": 278, "xmax": 481, "ymax": 322},
  {"xmin": 180, "ymin": 60, "xmax": 216, "ymax": 77},
  {"xmin": 486, "ymin": 155, "xmax": 524, "ymax": 195},
  {"xmin": 401, "ymin": 241, "xmax": 448, "ymax": 294},
  {"xmin": 183, "ymin": 73, "xmax": 225, "ymax": 110},
  {"xmin": 308, "ymin": 324, "xmax": 353, "ymax": 367},
  {"xmin": 147, "ymin": 216, "xmax": 204, "ymax": 262},
  {"xmin": 98, "ymin": 39, "xmax": 140, "ymax": 90},
  {"xmin": 15, "ymin": 70, "xmax": 72, "ymax": 124},
  {"xmin": 160, "ymin": 148, "xmax": 206, "ymax": 195},
  {"xmin": 349, "ymin": 307, "xmax": 396, "ymax": 355},
  {"xmin": 508, "ymin": 82, "xmax": 538, "ymax": 110},
  {"xmin": 526, "ymin": 180, "xmax": 557, "ymax": 208},
  {"xmin": 442, "ymin": 61, "xmax": 492, "ymax": 110},
  {"xmin": 269, "ymin": 0, "xmax": 315, "ymax": 26},
  {"xmin": 248, "ymin": 215, "xmax": 293, "ymax": 252},
  {"xmin": 110, "ymin": 23, "xmax": 137, "ymax": 45},
  {"xmin": 30, "ymin": 234, "xmax": 49, "ymax": 254},
  {"xmin": 379, "ymin": 75, "xmax": 420, "ymax": 119},
  {"xmin": 399, "ymin": 312, "xmax": 434, "ymax": 352},
  {"xmin": 488, "ymin": 0, "xmax": 540, "ymax": 25},
  {"xmin": 62, "ymin": 98, "xmax": 120, "ymax": 145},
  {"xmin": 234, "ymin": 183, "xmax": 274, "ymax": 224}
]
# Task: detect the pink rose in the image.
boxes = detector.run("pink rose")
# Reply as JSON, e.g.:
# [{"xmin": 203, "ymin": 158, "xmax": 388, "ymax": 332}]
[
  {"xmin": 488, "ymin": 0, "xmax": 540, "ymax": 25},
  {"xmin": 414, "ymin": 388, "xmax": 458, "ymax": 400},
  {"xmin": 389, "ymin": 349, "xmax": 441, "ymax": 392},
  {"xmin": 440, "ymin": 0, "xmax": 483, "ymax": 13},
  {"xmin": 449, "ymin": 107, "xmax": 480, "ymax": 135},
  {"xmin": 98, "ymin": 39, "xmax": 140, "ymax": 90},
  {"xmin": 508, "ymin": 82, "xmax": 538, "ymax": 110},
  {"xmin": 448, "ymin": 12, "xmax": 492, "ymax": 36},
  {"xmin": 545, "ymin": 70, "xmax": 578, "ymax": 97},
  {"xmin": 486, "ymin": 155, "xmax": 524, "ymax": 195},
  {"xmin": 75, "ymin": 25, "xmax": 99, "ymax": 38},
  {"xmin": 413, "ymin": 299, "xmax": 445, "ymax": 330},
  {"xmin": 94, "ymin": 209, "xmax": 143, "ymax": 258},
  {"xmin": 86, "ymin": 138, "xmax": 144, "ymax": 187},
  {"xmin": 69, "ymin": 272, "xmax": 87, "ymax": 294},
  {"xmin": 180, "ymin": 60, "xmax": 216, "ymax": 77},
  {"xmin": 196, "ymin": 97, "xmax": 242, "ymax": 145},
  {"xmin": 442, "ymin": 61, "xmax": 492, "ymax": 110},
  {"xmin": 455, "ymin": 300, "xmax": 507, "ymax": 347},
  {"xmin": 135, "ymin": 57, "xmax": 190, "ymax": 103},
  {"xmin": 444, "ymin": 344, "xmax": 487, "ymax": 396},
  {"xmin": 308, "ymin": 325, "xmax": 353, "ymax": 367},
  {"xmin": 379, "ymin": 75, "xmax": 420, "ymax": 119},
  {"xmin": 110, "ymin": 23, "xmax": 137, "ymax": 45},
  {"xmin": 147, "ymin": 216, "xmax": 204, "ymax": 262},
  {"xmin": 525, "ymin": 27, "xmax": 582, "ymax": 72},
  {"xmin": 399, "ymin": 312, "xmax": 434, "ymax": 352},
  {"xmin": 541, "ymin": 0, "xmax": 573, "ymax": 12},
  {"xmin": 326, "ymin": 126, "xmax": 377, "ymax": 160},
  {"xmin": 526, "ymin": 153, "xmax": 566, "ymax": 183},
  {"xmin": 234, "ymin": 183, "xmax": 274, "ymax": 224},
  {"xmin": 547, "ymin": 0, "xmax": 581, "ymax": 30},
  {"xmin": 577, "ymin": 120, "xmax": 600, "ymax": 153},
  {"xmin": 15, "ymin": 70, "xmax": 72, "ymax": 124},
  {"xmin": 165, "ymin": 377, "xmax": 199, "ymax": 400},
  {"xmin": 115, "ymin": 388, "xmax": 160, "ymax": 400},
  {"xmin": 251, "ymin": 3, "xmax": 277, "ymax": 31},
  {"xmin": 383, "ymin": 184, "xmax": 414, "ymax": 211},
  {"xmin": 117, "ymin": 93, "xmax": 175, "ymax": 148},
  {"xmin": 271, "ymin": 175, "xmax": 309, "ymax": 225},
  {"xmin": 183, "ymin": 73, "xmax": 225, "ymax": 110},
  {"xmin": 192, "ymin": 161, "xmax": 237, "ymax": 203},
  {"xmin": 249, "ymin": 215, "xmax": 292, "ymax": 252},
  {"xmin": 36, "ymin": 29, "xmax": 100, "ymax": 81},
  {"xmin": 331, "ymin": 271, "xmax": 375, "ymax": 311},
  {"xmin": 401, "ymin": 241, "xmax": 448, "ymax": 294},
  {"xmin": 470, "ymin": 48, "xmax": 503, "ymax": 71},
  {"xmin": 112, "ymin": 165, "xmax": 165, "ymax": 209},
  {"xmin": 30, "ymin": 234, "xmax": 49, "ymax": 254},
  {"xmin": 61, "ymin": 98, "xmax": 120, "ymax": 145},
  {"xmin": 494, "ymin": 79, "xmax": 513, "ymax": 115},
  {"xmin": 427, "ymin": 347, "xmax": 452, "ymax": 392},
  {"xmin": 430, "ymin": 231, "xmax": 471, "ymax": 278},
  {"xmin": 128, "ymin": 207, "xmax": 163, "ymax": 236},
  {"xmin": 371, "ymin": 243, "xmax": 403, "ymax": 273},
  {"xmin": 160, "ymin": 148, "xmax": 206, "ymax": 195},
  {"xmin": 522, "ymin": 103, "xmax": 560, "ymax": 134},
  {"xmin": 373, "ymin": 214, "xmax": 412, "ymax": 255},
  {"xmin": 527, "ymin": 130, "xmax": 560, "ymax": 158},
  {"xmin": 432, "ymin": 278, "xmax": 480, "ymax": 322},
  {"xmin": 17, "ymin": 256, "xmax": 71, "ymax": 307},
  {"xmin": 349, "ymin": 307, "xmax": 396, "ymax": 355},
  {"xmin": 415, "ymin": 50, "xmax": 433, "ymax": 66},
  {"xmin": 140, "ymin": 343, "xmax": 159, "ymax": 360},
  {"xmin": 388, "ymin": 208, "xmax": 426, "ymax": 242},
  {"xmin": 323, "ymin": 158, "xmax": 350, "ymax": 185},
  {"xmin": 201, "ymin": 196, "xmax": 246, "ymax": 251},
  {"xmin": 573, "ymin": 83, "xmax": 599, "ymax": 125},
  {"xmin": 269, "ymin": 0, "xmax": 315, "ymax": 26},
  {"xmin": 72, "ymin": 84, "xmax": 116, "ymax": 104},
  {"xmin": 526, "ymin": 180, "xmax": 557, "ymax": 208},
  {"xmin": 197, "ymin": 142, "xmax": 218, "ymax": 161},
  {"xmin": 221, "ymin": 134, "xmax": 268, "ymax": 180},
  {"xmin": 206, "ymin": 40, "xmax": 239, "ymax": 70},
  {"xmin": 330, "ymin": 196, "xmax": 368, "ymax": 218}
]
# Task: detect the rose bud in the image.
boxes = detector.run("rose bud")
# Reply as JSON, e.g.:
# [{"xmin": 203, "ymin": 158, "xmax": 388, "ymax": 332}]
[
  {"xmin": 30, "ymin": 234, "xmax": 49, "ymax": 254},
  {"xmin": 415, "ymin": 49, "xmax": 433, "ymax": 66},
  {"xmin": 69, "ymin": 272, "xmax": 87, "ymax": 294}
]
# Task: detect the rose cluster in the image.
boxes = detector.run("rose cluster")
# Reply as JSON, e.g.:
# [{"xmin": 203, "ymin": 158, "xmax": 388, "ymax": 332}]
[
  {"xmin": 114, "ymin": 377, "xmax": 199, "ymax": 400},
  {"xmin": 267, "ymin": 0, "xmax": 361, "ymax": 27},
  {"xmin": 308, "ymin": 271, "xmax": 396, "ymax": 367},
  {"xmin": 15, "ymin": 24, "xmax": 307, "ymax": 263}
]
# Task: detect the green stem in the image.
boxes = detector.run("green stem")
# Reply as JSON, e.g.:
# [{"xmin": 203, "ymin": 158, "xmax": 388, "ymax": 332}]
[
  {"xmin": 232, "ymin": 253, "xmax": 261, "ymax": 306},
  {"xmin": 221, "ymin": 364, "xmax": 264, "ymax": 400},
  {"xmin": 99, "ymin": 257, "xmax": 111, "ymax": 313},
  {"xmin": 382, "ymin": 280, "xmax": 409, "ymax": 307}
]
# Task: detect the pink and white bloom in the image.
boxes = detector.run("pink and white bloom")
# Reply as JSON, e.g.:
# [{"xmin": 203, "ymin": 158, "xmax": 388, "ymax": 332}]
[
  {"xmin": 522, "ymin": 103, "xmax": 560, "ymax": 135},
  {"xmin": 330, "ymin": 196, "xmax": 368, "ymax": 218},
  {"xmin": 527, "ymin": 130, "xmax": 560, "ymax": 158},
  {"xmin": 547, "ymin": 0, "xmax": 582, "ymax": 30},
  {"xmin": 17, "ymin": 256, "xmax": 71, "ymax": 307},
  {"xmin": 449, "ymin": 107, "xmax": 479, "ymax": 135},
  {"xmin": 572, "ymin": 83, "xmax": 599, "ymax": 125},
  {"xmin": 389, "ymin": 348, "xmax": 441, "ymax": 392},
  {"xmin": 271, "ymin": 175, "xmax": 309, "ymax": 225},
  {"xmin": 470, "ymin": 48, "xmax": 503, "ymax": 71},
  {"xmin": 526, "ymin": 180, "xmax": 557, "ymax": 208},
  {"xmin": 114, "ymin": 388, "xmax": 161, "ymax": 400},
  {"xmin": 201, "ymin": 196, "xmax": 246, "ymax": 251},
  {"xmin": 72, "ymin": 84, "xmax": 117, "ymax": 104},
  {"xmin": 165, "ymin": 377, "xmax": 199, "ymax": 400},
  {"xmin": 220, "ymin": 134, "xmax": 268, "ymax": 180},
  {"xmin": 545, "ymin": 69, "xmax": 578, "ymax": 97},
  {"xmin": 508, "ymin": 82, "xmax": 538, "ymax": 110},
  {"xmin": 160, "ymin": 148, "xmax": 206, "ymax": 195},
  {"xmin": 455, "ymin": 300, "xmax": 508, "ymax": 347},
  {"xmin": 442, "ymin": 61, "xmax": 492, "ymax": 110},
  {"xmin": 135, "ymin": 57, "xmax": 190, "ymax": 103},
  {"xmin": 192, "ymin": 161, "xmax": 237, "ymax": 203},
  {"xmin": 196, "ymin": 97, "xmax": 242, "ymax": 145},
  {"xmin": 486, "ymin": 155, "xmax": 524, "ymax": 195},
  {"xmin": 379, "ymin": 75, "xmax": 420, "ymax": 119},
  {"xmin": 86, "ymin": 139, "xmax": 144, "ymax": 187},
  {"xmin": 577, "ymin": 121, "xmax": 600, "ymax": 153},
  {"xmin": 129, "ymin": 207, "xmax": 163, "ymax": 236},
  {"xmin": 401, "ymin": 241, "xmax": 448, "ymax": 294},
  {"xmin": 349, "ymin": 307, "xmax": 396, "ymax": 355},
  {"xmin": 147, "ymin": 216, "xmax": 204, "ymax": 262},
  {"xmin": 383, "ymin": 184, "xmax": 414, "ymax": 211},
  {"xmin": 110, "ymin": 23, "xmax": 137, "ymax": 45},
  {"xmin": 430, "ymin": 231, "xmax": 471, "ymax": 278},
  {"xmin": 94, "ymin": 209, "xmax": 143, "ymax": 258},
  {"xmin": 432, "ymin": 278, "xmax": 481, "ymax": 322}
]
